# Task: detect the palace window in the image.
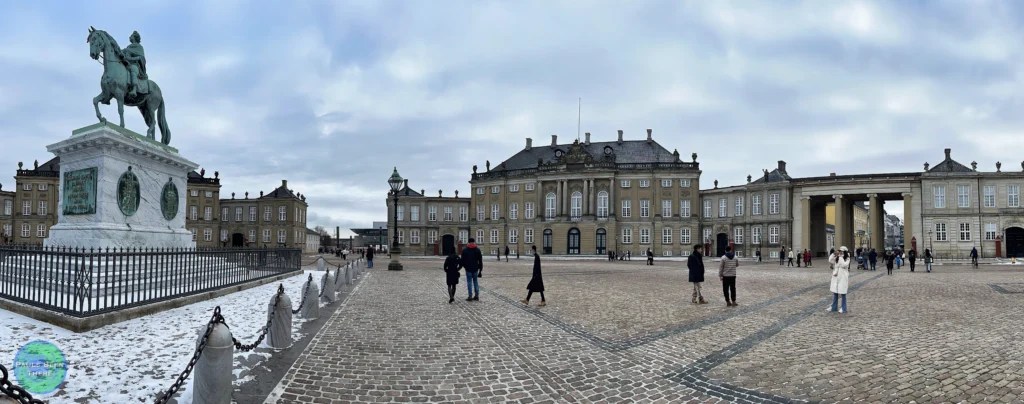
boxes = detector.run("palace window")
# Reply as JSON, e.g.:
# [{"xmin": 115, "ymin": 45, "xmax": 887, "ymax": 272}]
[
  {"xmin": 23, "ymin": 201, "xmax": 31, "ymax": 215},
  {"xmin": 621, "ymin": 226, "xmax": 633, "ymax": 244},
  {"xmin": 220, "ymin": 229, "xmax": 227, "ymax": 242},
  {"xmin": 278, "ymin": 230, "xmax": 286, "ymax": 244},
  {"xmin": 984, "ymin": 186, "xmax": 995, "ymax": 208},
  {"xmin": 476, "ymin": 187, "xmax": 484, "ymax": 195},
  {"xmin": 933, "ymin": 185, "xmax": 946, "ymax": 209},
  {"xmin": 476, "ymin": 205, "xmax": 484, "ymax": 221},
  {"xmin": 662, "ymin": 227, "xmax": 673, "ymax": 244},
  {"xmin": 21, "ymin": 224, "xmax": 29, "ymax": 238},
  {"xmin": 959, "ymin": 223, "xmax": 971, "ymax": 241},
  {"xmin": 36, "ymin": 224, "xmax": 46, "ymax": 238},
  {"xmin": 985, "ymin": 223, "xmax": 997, "ymax": 240},
  {"xmin": 263, "ymin": 229, "xmax": 271, "ymax": 242},
  {"xmin": 397, "ymin": 206, "xmax": 405, "ymax": 221},
  {"xmin": 410, "ymin": 206, "xmax": 419, "ymax": 221},
  {"xmin": 621, "ymin": 200, "xmax": 632, "ymax": 218},
  {"xmin": 1009, "ymin": 185, "xmax": 1020, "ymax": 208},
  {"xmin": 719, "ymin": 198, "xmax": 727, "ymax": 218},
  {"xmin": 935, "ymin": 223, "xmax": 947, "ymax": 241},
  {"xmin": 703, "ymin": 200, "xmax": 711, "ymax": 218},
  {"xmin": 957, "ymin": 185, "xmax": 970, "ymax": 208},
  {"xmin": 661, "ymin": 179, "xmax": 673, "ymax": 188},
  {"xmin": 734, "ymin": 227, "xmax": 744, "ymax": 244},
  {"xmin": 524, "ymin": 228, "xmax": 534, "ymax": 244},
  {"xmin": 491, "ymin": 204, "xmax": 500, "ymax": 220},
  {"xmin": 205, "ymin": 191, "xmax": 213, "ymax": 198},
  {"xmin": 680, "ymin": 179, "xmax": 691, "ymax": 188},
  {"xmin": 509, "ymin": 184, "xmax": 519, "ymax": 192},
  {"xmin": 22, "ymin": 183, "xmax": 31, "ymax": 191},
  {"xmin": 399, "ymin": 229, "xmax": 406, "ymax": 244},
  {"xmin": 680, "ymin": 200, "xmax": 691, "ymax": 217},
  {"xmin": 640, "ymin": 199, "xmax": 650, "ymax": 218},
  {"xmin": 639, "ymin": 227, "xmax": 651, "ymax": 244},
  {"xmin": 545, "ymin": 193, "xmax": 556, "ymax": 218},
  {"xmin": 525, "ymin": 183, "xmax": 535, "ymax": 191},
  {"xmin": 190, "ymin": 206, "xmax": 198, "ymax": 221},
  {"xmin": 752, "ymin": 194, "xmax": 762, "ymax": 215},
  {"xmin": 703, "ymin": 228, "xmax": 712, "ymax": 243},
  {"xmin": 409, "ymin": 229, "xmax": 420, "ymax": 244},
  {"xmin": 752, "ymin": 226, "xmax": 762, "ymax": 244},
  {"xmin": 279, "ymin": 206, "xmax": 287, "ymax": 221},
  {"xmin": 234, "ymin": 207, "xmax": 242, "ymax": 221},
  {"xmin": 39, "ymin": 183, "xmax": 47, "ymax": 191},
  {"xmin": 508, "ymin": 228, "xmax": 518, "ymax": 244},
  {"xmin": 768, "ymin": 225, "xmax": 780, "ymax": 244},
  {"xmin": 204, "ymin": 207, "xmax": 212, "ymax": 221},
  {"xmin": 509, "ymin": 203, "xmax": 518, "ymax": 220},
  {"xmin": 639, "ymin": 179, "xmax": 650, "ymax": 188},
  {"xmin": 662, "ymin": 200, "xmax": 672, "ymax": 217},
  {"xmin": 570, "ymin": 192, "xmax": 582, "ymax": 218},
  {"xmin": 597, "ymin": 191, "xmax": 609, "ymax": 217},
  {"xmin": 476, "ymin": 229, "xmax": 484, "ymax": 243},
  {"xmin": 525, "ymin": 202, "xmax": 535, "ymax": 219},
  {"xmin": 458, "ymin": 230, "xmax": 468, "ymax": 244},
  {"xmin": 735, "ymin": 197, "xmax": 744, "ymax": 216},
  {"xmin": 680, "ymin": 228, "xmax": 691, "ymax": 244},
  {"xmin": 203, "ymin": 228, "xmax": 212, "ymax": 242},
  {"xmin": 38, "ymin": 201, "xmax": 46, "ymax": 216},
  {"xmin": 2, "ymin": 224, "xmax": 10, "ymax": 237},
  {"xmin": 249, "ymin": 206, "xmax": 256, "ymax": 221},
  {"xmin": 489, "ymin": 229, "xmax": 499, "ymax": 244},
  {"xmin": 4, "ymin": 200, "xmax": 11, "ymax": 215},
  {"xmin": 444, "ymin": 206, "xmax": 453, "ymax": 222},
  {"xmin": 459, "ymin": 206, "xmax": 467, "ymax": 221},
  {"xmin": 264, "ymin": 206, "xmax": 271, "ymax": 221},
  {"xmin": 190, "ymin": 228, "xmax": 196, "ymax": 241},
  {"xmin": 769, "ymin": 193, "xmax": 780, "ymax": 214},
  {"xmin": 191, "ymin": 189, "xmax": 198, "ymax": 197},
  {"xmin": 621, "ymin": 180, "xmax": 631, "ymax": 188},
  {"xmin": 491, "ymin": 186, "xmax": 500, "ymax": 194},
  {"xmin": 428, "ymin": 230, "xmax": 437, "ymax": 244},
  {"xmin": 249, "ymin": 229, "xmax": 256, "ymax": 243},
  {"xmin": 428, "ymin": 206, "xmax": 437, "ymax": 222}
]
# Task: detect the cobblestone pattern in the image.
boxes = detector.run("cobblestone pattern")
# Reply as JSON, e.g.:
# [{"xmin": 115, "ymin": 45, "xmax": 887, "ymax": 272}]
[{"xmin": 269, "ymin": 260, "xmax": 1024, "ymax": 403}]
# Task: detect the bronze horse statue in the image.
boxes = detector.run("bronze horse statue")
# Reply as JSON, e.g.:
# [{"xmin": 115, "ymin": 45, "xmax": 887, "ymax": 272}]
[{"xmin": 87, "ymin": 27, "xmax": 171, "ymax": 145}]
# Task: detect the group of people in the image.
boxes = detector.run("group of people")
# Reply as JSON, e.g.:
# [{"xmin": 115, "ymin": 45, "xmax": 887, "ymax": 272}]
[
  {"xmin": 443, "ymin": 238, "xmax": 546, "ymax": 305},
  {"xmin": 607, "ymin": 250, "xmax": 632, "ymax": 261},
  {"xmin": 780, "ymin": 247, "xmax": 814, "ymax": 267}
]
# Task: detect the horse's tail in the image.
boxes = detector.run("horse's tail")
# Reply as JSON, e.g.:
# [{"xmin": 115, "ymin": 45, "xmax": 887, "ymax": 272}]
[{"xmin": 157, "ymin": 99, "xmax": 171, "ymax": 144}]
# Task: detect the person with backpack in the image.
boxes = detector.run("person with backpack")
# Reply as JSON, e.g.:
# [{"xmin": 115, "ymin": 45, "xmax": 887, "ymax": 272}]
[
  {"xmin": 443, "ymin": 252, "xmax": 461, "ymax": 303},
  {"xmin": 719, "ymin": 246, "xmax": 740, "ymax": 307},
  {"xmin": 461, "ymin": 238, "xmax": 484, "ymax": 300},
  {"xmin": 688, "ymin": 244, "xmax": 707, "ymax": 304}
]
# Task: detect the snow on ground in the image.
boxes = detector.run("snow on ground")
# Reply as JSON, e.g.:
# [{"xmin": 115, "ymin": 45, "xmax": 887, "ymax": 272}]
[{"xmin": 0, "ymin": 263, "xmax": 343, "ymax": 403}]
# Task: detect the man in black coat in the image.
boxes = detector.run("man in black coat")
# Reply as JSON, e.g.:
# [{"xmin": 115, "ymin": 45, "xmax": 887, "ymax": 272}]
[
  {"xmin": 443, "ymin": 252, "xmax": 461, "ymax": 303},
  {"xmin": 520, "ymin": 245, "xmax": 546, "ymax": 306},
  {"xmin": 908, "ymin": 249, "xmax": 917, "ymax": 272},
  {"xmin": 366, "ymin": 246, "xmax": 375, "ymax": 268},
  {"xmin": 460, "ymin": 238, "xmax": 484, "ymax": 301},
  {"xmin": 687, "ymin": 244, "xmax": 707, "ymax": 304},
  {"xmin": 646, "ymin": 248, "xmax": 654, "ymax": 266}
]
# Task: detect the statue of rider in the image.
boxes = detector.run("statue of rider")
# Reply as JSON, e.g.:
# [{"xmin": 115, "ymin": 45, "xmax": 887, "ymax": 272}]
[{"xmin": 122, "ymin": 30, "xmax": 147, "ymax": 98}]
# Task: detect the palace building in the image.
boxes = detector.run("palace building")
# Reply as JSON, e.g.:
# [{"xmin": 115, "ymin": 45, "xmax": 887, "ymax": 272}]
[
  {"xmin": 1, "ymin": 158, "xmax": 311, "ymax": 249},
  {"xmin": 386, "ymin": 130, "xmax": 1024, "ymax": 259}
]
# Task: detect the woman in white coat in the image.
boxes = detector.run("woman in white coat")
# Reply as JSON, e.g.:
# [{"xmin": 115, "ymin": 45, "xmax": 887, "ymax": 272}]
[{"xmin": 829, "ymin": 246, "xmax": 851, "ymax": 313}]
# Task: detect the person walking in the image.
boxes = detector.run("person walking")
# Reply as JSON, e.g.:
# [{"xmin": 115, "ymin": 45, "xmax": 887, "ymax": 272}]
[
  {"xmin": 756, "ymin": 249, "xmax": 762, "ymax": 262},
  {"xmin": 924, "ymin": 248, "xmax": 933, "ymax": 273},
  {"xmin": 779, "ymin": 247, "xmax": 786, "ymax": 266},
  {"xmin": 719, "ymin": 246, "xmax": 740, "ymax": 307},
  {"xmin": 461, "ymin": 238, "xmax": 484, "ymax": 300},
  {"xmin": 520, "ymin": 245, "xmax": 546, "ymax": 306},
  {"xmin": 970, "ymin": 247, "xmax": 978, "ymax": 268},
  {"xmin": 443, "ymin": 251, "xmax": 462, "ymax": 303},
  {"xmin": 627, "ymin": 251, "xmax": 631, "ymax": 261},
  {"xmin": 828, "ymin": 246, "xmax": 851, "ymax": 314},
  {"xmin": 365, "ymin": 246, "xmax": 374, "ymax": 269},
  {"xmin": 796, "ymin": 248, "xmax": 802, "ymax": 267},
  {"xmin": 646, "ymin": 248, "xmax": 654, "ymax": 266},
  {"xmin": 908, "ymin": 249, "xmax": 917, "ymax": 272},
  {"xmin": 787, "ymin": 248, "xmax": 795, "ymax": 267},
  {"xmin": 885, "ymin": 250, "xmax": 895, "ymax": 275},
  {"xmin": 505, "ymin": 246, "xmax": 510, "ymax": 262},
  {"xmin": 868, "ymin": 249, "xmax": 878, "ymax": 271},
  {"xmin": 804, "ymin": 249, "xmax": 812, "ymax": 267},
  {"xmin": 687, "ymin": 244, "xmax": 707, "ymax": 304},
  {"xmin": 895, "ymin": 249, "xmax": 903, "ymax": 269}
]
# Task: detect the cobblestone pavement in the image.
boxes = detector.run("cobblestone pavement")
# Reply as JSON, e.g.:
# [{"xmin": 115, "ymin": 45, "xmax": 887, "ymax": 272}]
[{"xmin": 268, "ymin": 258, "xmax": 1024, "ymax": 403}]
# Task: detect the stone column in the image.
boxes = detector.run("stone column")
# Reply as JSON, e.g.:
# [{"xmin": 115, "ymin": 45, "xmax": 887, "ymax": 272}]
[
  {"xmin": 800, "ymin": 196, "xmax": 811, "ymax": 252},
  {"xmin": 903, "ymin": 193, "xmax": 914, "ymax": 251},
  {"xmin": 868, "ymin": 194, "xmax": 883, "ymax": 252},
  {"xmin": 583, "ymin": 179, "xmax": 589, "ymax": 216},
  {"xmin": 833, "ymin": 195, "xmax": 846, "ymax": 249},
  {"xmin": 609, "ymin": 178, "xmax": 615, "ymax": 217}
]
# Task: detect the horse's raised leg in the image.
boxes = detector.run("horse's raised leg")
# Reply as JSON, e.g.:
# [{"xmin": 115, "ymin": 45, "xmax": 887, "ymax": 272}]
[
  {"xmin": 116, "ymin": 97, "xmax": 125, "ymax": 128},
  {"xmin": 93, "ymin": 94, "xmax": 106, "ymax": 124}
]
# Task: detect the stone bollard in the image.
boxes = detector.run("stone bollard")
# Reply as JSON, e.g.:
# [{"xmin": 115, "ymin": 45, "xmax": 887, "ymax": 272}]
[
  {"xmin": 321, "ymin": 271, "xmax": 336, "ymax": 303},
  {"xmin": 317, "ymin": 256, "xmax": 326, "ymax": 272},
  {"xmin": 266, "ymin": 286, "xmax": 293, "ymax": 349},
  {"xmin": 193, "ymin": 316, "xmax": 233, "ymax": 404},
  {"xmin": 334, "ymin": 267, "xmax": 345, "ymax": 295},
  {"xmin": 301, "ymin": 274, "xmax": 320, "ymax": 319},
  {"xmin": 345, "ymin": 264, "xmax": 352, "ymax": 285}
]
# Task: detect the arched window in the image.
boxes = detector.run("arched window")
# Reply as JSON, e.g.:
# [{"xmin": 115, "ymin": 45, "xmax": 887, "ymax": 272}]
[
  {"xmin": 597, "ymin": 191, "xmax": 609, "ymax": 218},
  {"xmin": 545, "ymin": 192, "xmax": 556, "ymax": 218},
  {"xmin": 570, "ymin": 191, "xmax": 582, "ymax": 219}
]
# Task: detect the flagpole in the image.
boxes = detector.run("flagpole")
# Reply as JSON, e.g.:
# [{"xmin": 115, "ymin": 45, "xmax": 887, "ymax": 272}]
[{"xmin": 577, "ymin": 97, "xmax": 581, "ymax": 141}]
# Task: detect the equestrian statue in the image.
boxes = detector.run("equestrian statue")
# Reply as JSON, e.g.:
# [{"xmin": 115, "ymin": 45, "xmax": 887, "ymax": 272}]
[{"xmin": 86, "ymin": 27, "xmax": 171, "ymax": 145}]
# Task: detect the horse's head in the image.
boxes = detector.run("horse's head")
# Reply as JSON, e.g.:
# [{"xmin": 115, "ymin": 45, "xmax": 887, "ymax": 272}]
[{"xmin": 87, "ymin": 27, "xmax": 103, "ymax": 60}]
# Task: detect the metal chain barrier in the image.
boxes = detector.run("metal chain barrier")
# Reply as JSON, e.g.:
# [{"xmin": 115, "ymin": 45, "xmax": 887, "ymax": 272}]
[
  {"xmin": 155, "ymin": 307, "xmax": 223, "ymax": 404},
  {"xmin": 0, "ymin": 363, "xmax": 45, "ymax": 404},
  {"xmin": 231, "ymin": 285, "xmax": 281, "ymax": 352},
  {"xmin": 291, "ymin": 274, "xmax": 312, "ymax": 315},
  {"xmin": 300, "ymin": 256, "xmax": 350, "ymax": 267}
]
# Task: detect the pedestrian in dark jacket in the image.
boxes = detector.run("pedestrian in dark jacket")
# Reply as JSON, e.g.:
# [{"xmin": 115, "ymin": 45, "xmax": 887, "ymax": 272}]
[
  {"xmin": 520, "ymin": 245, "xmax": 546, "ymax": 306},
  {"xmin": 868, "ymin": 249, "xmax": 878, "ymax": 271},
  {"xmin": 908, "ymin": 249, "xmax": 917, "ymax": 272},
  {"xmin": 505, "ymin": 246, "xmax": 510, "ymax": 262},
  {"xmin": 646, "ymin": 248, "xmax": 654, "ymax": 266},
  {"xmin": 687, "ymin": 244, "xmax": 707, "ymax": 304},
  {"xmin": 366, "ymin": 247, "xmax": 375, "ymax": 269},
  {"xmin": 885, "ymin": 250, "xmax": 895, "ymax": 275},
  {"xmin": 443, "ymin": 253, "xmax": 461, "ymax": 303},
  {"xmin": 461, "ymin": 238, "xmax": 484, "ymax": 300}
]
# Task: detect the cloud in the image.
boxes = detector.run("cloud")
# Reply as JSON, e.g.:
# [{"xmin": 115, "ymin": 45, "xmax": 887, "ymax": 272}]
[{"xmin": 1, "ymin": 0, "xmax": 1023, "ymax": 234}]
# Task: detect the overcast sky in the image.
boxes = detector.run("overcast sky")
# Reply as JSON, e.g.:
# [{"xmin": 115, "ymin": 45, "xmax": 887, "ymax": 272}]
[{"xmin": 2, "ymin": 1, "xmax": 1022, "ymax": 234}]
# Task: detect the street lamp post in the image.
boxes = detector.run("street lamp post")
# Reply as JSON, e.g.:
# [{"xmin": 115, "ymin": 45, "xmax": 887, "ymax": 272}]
[
  {"xmin": 388, "ymin": 167, "xmax": 404, "ymax": 271},
  {"xmin": 379, "ymin": 226, "xmax": 384, "ymax": 253}
]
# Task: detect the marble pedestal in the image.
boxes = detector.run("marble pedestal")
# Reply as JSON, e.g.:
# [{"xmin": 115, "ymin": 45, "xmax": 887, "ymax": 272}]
[{"xmin": 44, "ymin": 122, "xmax": 199, "ymax": 249}]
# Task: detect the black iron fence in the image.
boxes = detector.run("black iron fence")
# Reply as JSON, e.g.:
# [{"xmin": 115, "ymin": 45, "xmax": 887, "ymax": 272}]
[{"xmin": 0, "ymin": 246, "xmax": 301, "ymax": 317}]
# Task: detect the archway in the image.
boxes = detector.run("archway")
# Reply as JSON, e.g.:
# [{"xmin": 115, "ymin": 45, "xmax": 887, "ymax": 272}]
[
  {"xmin": 716, "ymin": 233, "xmax": 729, "ymax": 257},
  {"xmin": 231, "ymin": 233, "xmax": 244, "ymax": 247},
  {"xmin": 1006, "ymin": 227, "xmax": 1024, "ymax": 258},
  {"xmin": 596, "ymin": 228, "xmax": 607, "ymax": 254},
  {"xmin": 441, "ymin": 234, "xmax": 455, "ymax": 256},
  {"xmin": 543, "ymin": 229, "xmax": 553, "ymax": 254},
  {"xmin": 567, "ymin": 228, "xmax": 581, "ymax": 255}
]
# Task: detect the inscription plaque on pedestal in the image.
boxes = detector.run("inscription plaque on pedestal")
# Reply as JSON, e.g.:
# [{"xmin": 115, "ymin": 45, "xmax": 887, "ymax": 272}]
[{"xmin": 62, "ymin": 167, "xmax": 98, "ymax": 215}]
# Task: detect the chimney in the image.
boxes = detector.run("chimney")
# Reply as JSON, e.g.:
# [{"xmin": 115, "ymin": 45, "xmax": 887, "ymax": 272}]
[
  {"xmin": 584, "ymin": 132, "xmax": 591, "ymax": 145},
  {"xmin": 551, "ymin": 134, "xmax": 558, "ymax": 146},
  {"xmin": 282, "ymin": 179, "xmax": 288, "ymax": 189},
  {"xmin": 617, "ymin": 130, "xmax": 623, "ymax": 143},
  {"xmin": 646, "ymin": 128, "xmax": 652, "ymax": 143},
  {"xmin": 944, "ymin": 148, "xmax": 951, "ymax": 160},
  {"xmin": 777, "ymin": 160, "xmax": 787, "ymax": 174},
  {"xmin": 525, "ymin": 137, "xmax": 532, "ymax": 150},
  {"xmin": 403, "ymin": 179, "xmax": 408, "ymax": 189}
]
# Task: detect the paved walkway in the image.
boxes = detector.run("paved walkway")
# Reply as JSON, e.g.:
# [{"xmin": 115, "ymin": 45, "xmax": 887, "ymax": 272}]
[{"xmin": 267, "ymin": 258, "xmax": 1024, "ymax": 403}]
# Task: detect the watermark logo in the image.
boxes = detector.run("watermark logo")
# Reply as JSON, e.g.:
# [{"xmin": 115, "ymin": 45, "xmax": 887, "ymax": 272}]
[{"xmin": 12, "ymin": 340, "xmax": 68, "ymax": 394}]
